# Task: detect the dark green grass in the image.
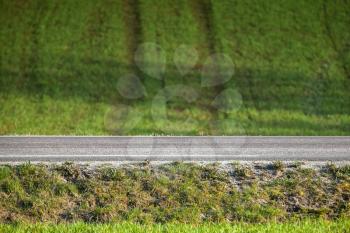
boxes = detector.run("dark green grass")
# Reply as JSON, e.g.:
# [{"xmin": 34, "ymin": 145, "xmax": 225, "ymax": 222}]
[
  {"xmin": 0, "ymin": 162, "xmax": 349, "ymax": 224},
  {"xmin": 0, "ymin": 0, "xmax": 349, "ymax": 135}
]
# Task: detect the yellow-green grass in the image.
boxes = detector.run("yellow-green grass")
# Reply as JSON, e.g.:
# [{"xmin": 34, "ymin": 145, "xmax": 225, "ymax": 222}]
[
  {"xmin": 1, "ymin": 94, "xmax": 349, "ymax": 135},
  {"xmin": 1, "ymin": 219, "xmax": 350, "ymax": 233}
]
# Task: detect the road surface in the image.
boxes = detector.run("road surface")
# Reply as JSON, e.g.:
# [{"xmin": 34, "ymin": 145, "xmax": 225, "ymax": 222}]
[{"xmin": 0, "ymin": 136, "xmax": 349, "ymax": 162}]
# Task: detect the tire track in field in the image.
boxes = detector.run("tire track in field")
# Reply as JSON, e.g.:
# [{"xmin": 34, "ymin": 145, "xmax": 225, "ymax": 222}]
[
  {"xmin": 121, "ymin": 0, "xmax": 146, "ymax": 104},
  {"xmin": 190, "ymin": 0, "xmax": 227, "ymax": 131},
  {"xmin": 190, "ymin": 0, "xmax": 217, "ymax": 56},
  {"xmin": 85, "ymin": 1, "xmax": 110, "ymax": 55},
  {"xmin": 122, "ymin": 0, "xmax": 142, "ymax": 69},
  {"xmin": 322, "ymin": 0, "xmax": 350, "ymax": 114},
  {"xmin": 20, "ymin": 0, "xmax": 49, "ymax": 91},
  {"xmin": 322, "ymin": 0, "xmax": 350, "ymax": 80}
]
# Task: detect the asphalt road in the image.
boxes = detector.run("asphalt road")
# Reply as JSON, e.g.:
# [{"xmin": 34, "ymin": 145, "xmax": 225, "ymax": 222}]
[{"xmin": 0, "ymin": 136, "xmax": 349, "ymax": 162}]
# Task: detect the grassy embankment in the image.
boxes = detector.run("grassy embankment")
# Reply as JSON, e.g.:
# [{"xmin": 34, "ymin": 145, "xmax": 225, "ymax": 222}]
[
  {"xmin": 0, "ymin": 0, "xmax": 350, "ymax": 135},
  {"xmin": 0, "ymin": 162, "xmax": 349, "ymax": 224},
  {"xmin": 0, "ymin": 162, "xmax": 349, "ymax": 232}
]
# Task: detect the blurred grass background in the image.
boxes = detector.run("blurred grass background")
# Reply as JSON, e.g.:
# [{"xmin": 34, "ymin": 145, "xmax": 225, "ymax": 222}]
[{"xmin": 0, "ymin": 0, "xmax": 349, "ymax": 135}]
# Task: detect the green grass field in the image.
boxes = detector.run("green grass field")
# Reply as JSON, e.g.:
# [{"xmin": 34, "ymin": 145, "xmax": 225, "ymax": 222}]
[
  {"xmin": 0, "ymin": 0, "xmax": 350, "ymax": 135},
  {"xmin": 1, "ymin": 220, "xmax": 350, "ymax": 233}
]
